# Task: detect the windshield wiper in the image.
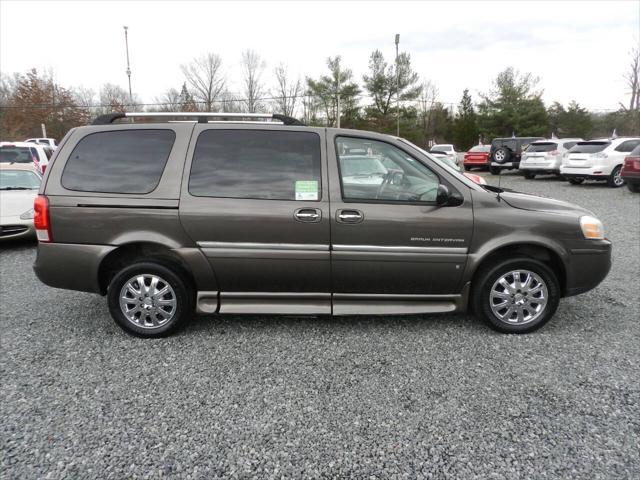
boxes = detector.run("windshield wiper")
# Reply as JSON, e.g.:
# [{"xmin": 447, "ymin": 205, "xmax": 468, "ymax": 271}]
[{"xmin": 0, "ymin": 187, "xmax": 37, "ymax": 190}]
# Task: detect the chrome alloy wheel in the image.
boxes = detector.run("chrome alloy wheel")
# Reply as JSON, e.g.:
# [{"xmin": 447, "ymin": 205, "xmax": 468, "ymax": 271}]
[
  {"xmin": 489, "ymin": 270, "xmax": 548, "ymax": 325},
  {"xmin": 119, "ymin": 274, "xmax": 177, "ymax": 329},
  {"xmin": 613, "ymin": 167, "xmax": 624, "ymax": 187}
]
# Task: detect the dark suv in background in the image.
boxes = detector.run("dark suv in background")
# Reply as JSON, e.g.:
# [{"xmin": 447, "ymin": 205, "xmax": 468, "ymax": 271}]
[
  {"xmin": 489, "ymin": 137, "xmax": 544, "ymax": 174},
  {"xmin": 33, "ymin": 113, "xmax": 611, "ymax": 337}
]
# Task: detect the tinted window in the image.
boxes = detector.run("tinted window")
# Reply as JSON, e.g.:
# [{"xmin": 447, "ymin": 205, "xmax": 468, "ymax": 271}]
[
  {"xmin": 570, "ymin": 142, "xmax": 610, "ymax": 154},
  {"xmin": 62, "ymin": 130, "xmax": 175, "ymax": 194},
  {"xmin": 615, "ymin": 140, "xmax": 640, "ymax": 153},
  {"xmin": 189, "ymin": 130, "xmax": 321, "ymax": 201},
  {"xmin": 630, "ymin": 144, "xmax": 640, "ymax": 156},
  {"xmin": 0, "ymin": 146, "xmax": 38, "ymax": 164},
  {"xmin": 336, "ymin": 137, "xmax": 440, "ymax": 203},
  {"xmin": 469, "ymin": 145, "xmax": 490, "ymax": 153},
  {"xmin": 527, "ymin": 142, "xmax": 557, "ymax": 152}
]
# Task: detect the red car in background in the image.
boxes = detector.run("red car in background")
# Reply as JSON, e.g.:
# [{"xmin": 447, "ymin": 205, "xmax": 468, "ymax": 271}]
[
  {"xmin": 622, "ymin": 143, "xmax": 640, "ymax": 192},
  {"xmin": 463, "ymin": 145, "xmax": 490, "ymax": 170}
]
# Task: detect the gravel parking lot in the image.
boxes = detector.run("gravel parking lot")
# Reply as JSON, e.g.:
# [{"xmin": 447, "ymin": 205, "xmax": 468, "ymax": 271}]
[{"xmin": 1, "ymin": 172, "xmax": 639, "ymax": 479}]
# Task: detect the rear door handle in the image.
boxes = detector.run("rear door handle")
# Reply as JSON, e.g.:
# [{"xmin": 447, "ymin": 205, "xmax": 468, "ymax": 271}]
[
  {"xmin": 294, "ymin": 208, "xmax": 322, "ymax": 223},
  {"xmin": 337, "ymin": 209, "xmax": 364, "ymax": 224}
]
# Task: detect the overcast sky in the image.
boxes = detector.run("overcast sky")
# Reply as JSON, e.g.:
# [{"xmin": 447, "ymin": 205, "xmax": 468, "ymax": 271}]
[{"xmin": 1, "ymin": 0, "xmax": 638, "ymax": 111}]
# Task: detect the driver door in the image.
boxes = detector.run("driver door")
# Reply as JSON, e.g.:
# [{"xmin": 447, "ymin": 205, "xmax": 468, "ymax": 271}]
[{"xmin": 327, "ymin": 134, "xmax": 473, "ymax": 297}]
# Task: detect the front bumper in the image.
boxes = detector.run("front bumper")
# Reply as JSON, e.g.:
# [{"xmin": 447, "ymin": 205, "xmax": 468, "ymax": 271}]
[
  {"xmin": 565, "ymin": 239, "xmax": 612, "ymax": 297},
  {"xmin": 0, "ymin": 217, "xmax": 35, "ymax": 242}
]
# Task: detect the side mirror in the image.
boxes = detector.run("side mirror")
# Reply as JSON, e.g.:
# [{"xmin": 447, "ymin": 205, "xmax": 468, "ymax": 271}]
[
  {"xmin": 436, "ymin": 184, "xmax": 450, "ymax": 206},
  {"xmin": 436, "ymin": 184, "xmax": 463, "ymax": 207}
]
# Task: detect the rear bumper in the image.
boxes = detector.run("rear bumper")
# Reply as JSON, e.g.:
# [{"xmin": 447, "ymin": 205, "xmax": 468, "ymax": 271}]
[
  {"xmin": 33, "ymin": 242, "xmax": 116, "ymax": 294},
  {"xmin": 565, "ymin": 240, "xmax": 612, "ymax": 297},
  {"xmin": 490, "ymin": 161, "xmax": 519, "ymax": 169},
  {"xmin": 519, "ymin": 161, "xmax": 561, "ymax": 173},
  {"xmin": 560, "ymin": 165, "xmax": 613, "ymax": 178}
]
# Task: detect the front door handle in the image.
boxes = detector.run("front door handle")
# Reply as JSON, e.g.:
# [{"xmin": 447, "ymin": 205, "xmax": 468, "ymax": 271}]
[
  {"xmin": 337, "ymin": 209, "xmax": 364, "ymax": 224},
  {"xmin": 294, "ymin": 208, "xmax": 322, "ymax": 223}
]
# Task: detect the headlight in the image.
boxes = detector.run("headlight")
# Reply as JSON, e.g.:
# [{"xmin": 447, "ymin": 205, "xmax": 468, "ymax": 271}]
[
  {"xmin": 580, "ymin": 215, "xmax": 605, "ymax": 240},
  {"xmin": 20, "ymin": 208, "xmax": 35, "ymax": 220}
]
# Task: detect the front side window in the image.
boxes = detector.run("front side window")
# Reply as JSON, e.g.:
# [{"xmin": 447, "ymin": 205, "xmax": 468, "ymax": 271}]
[
  {"xmin": 61, "ymin": 130, "xmax": 175, "ymax": 194},
  {"xmin": 189, "ymin": 130, "xmax": 322, "ymax": 201},
  {"xmin": 336, "ymin": 137, "xmax": 440, "ymax": 203}
]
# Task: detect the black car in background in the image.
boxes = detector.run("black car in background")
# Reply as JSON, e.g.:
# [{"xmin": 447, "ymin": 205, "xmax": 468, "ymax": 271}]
[{"xmin": 489, "ymin": 137, "xmax": 544, "ymax": 174}]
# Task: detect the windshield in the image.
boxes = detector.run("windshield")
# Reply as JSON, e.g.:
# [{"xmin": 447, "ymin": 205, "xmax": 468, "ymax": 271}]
[
  {"xmin": 527, "ymin": 142, "xmax": 558, "ymax": 152},
  {"xmin": 339, "ymin": 156, "xmax": 387, "ymax": 176},
  {"xmin": 0, "ymin": 146, "xmax": 38, "ymax": 164},
  {"xmin": 431, "ymin": 144, "xmax": 452, "ymax": 152},
  {"xmin": 469, "ymin": 145, "xmax": 490, "ymax": 153},
  {"xmin": 0, "ymin": 170, "xmax": 41, "ymax": 189},
  {"xmin": 570, "ymin": 142, "xmax": 610, "ymax": 154}
]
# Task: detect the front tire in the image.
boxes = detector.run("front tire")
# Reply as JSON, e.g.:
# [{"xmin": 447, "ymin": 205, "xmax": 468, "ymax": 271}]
[
  {"xmin": 607, "ymin": 165, "xmax": 625, "ymax": 188},
  {"xmin": 107, "ymin": 262, "xmax": 193, "ymax": 337},
  {"xmin": 472, "ymin": 258, "xmax": 560, "ymax": 333}
]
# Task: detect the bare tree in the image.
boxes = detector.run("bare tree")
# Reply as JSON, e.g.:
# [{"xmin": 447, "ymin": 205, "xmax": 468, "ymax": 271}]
[
  {"xmin": 220, "ymin": 90, "xmax": 244, "ymax": 113},
  {"xmin": 417, "ymin": 80, "xmax": 439, "ymax": 146},
  {"xmin": 152, "ymin": 88, "xmax": 182, "ymax": 112},
  {"xmin": 273, "ymin": 63, "xmax": 301, "ymax": 117},
  {"xmin": 99, "ymin": 83, "xmax": 136, "ymax": 113},
  {"xmin": 621, "ymin": 45, "xmax": 640, "ymax": 111},
  {"xmin": 181, "ymin": 53, "xmax": 225, "ymax": 111},
  {"xmin": 241, "ymin": 50, "xmax": 266, "ymax": 113}
]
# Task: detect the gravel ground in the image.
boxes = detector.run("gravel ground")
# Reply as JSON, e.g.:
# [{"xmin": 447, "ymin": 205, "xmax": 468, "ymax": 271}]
[{"xmin": 1, "ymin": 172, "xmax": 639, "ymax": 479}]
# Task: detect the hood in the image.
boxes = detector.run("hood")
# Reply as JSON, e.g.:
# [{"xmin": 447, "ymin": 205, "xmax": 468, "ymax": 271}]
[
  {"xmin": 0, "ymin": 190, "xmax": 37, "ymax": 217},
  {"xmin": 498, "ymin": 191, "xmax": 592, "ymax": 215}
]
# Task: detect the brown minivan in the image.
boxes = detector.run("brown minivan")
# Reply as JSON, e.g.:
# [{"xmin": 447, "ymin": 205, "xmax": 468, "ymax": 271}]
[{"xmin": 33, "ymin": 112, "xmax": 612, "ymax": 337}]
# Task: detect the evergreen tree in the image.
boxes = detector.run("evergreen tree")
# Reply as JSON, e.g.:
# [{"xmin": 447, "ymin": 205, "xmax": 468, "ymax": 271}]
[{"xmin": 453, "ymin": 89, "xmax": 479, "ymax": 150}]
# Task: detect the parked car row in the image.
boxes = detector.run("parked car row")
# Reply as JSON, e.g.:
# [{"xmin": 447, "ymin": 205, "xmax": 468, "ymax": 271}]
[
  {"xmin": 0, "ymin": 163, "xmax": 42, "ymax": 241},
  {"xmin": 460, "ymin": 135, "xmax": 640, "ymax": 192},
  {"xmin": 0, "ymin": 141, "xmax": 53, "ymax": 175}
]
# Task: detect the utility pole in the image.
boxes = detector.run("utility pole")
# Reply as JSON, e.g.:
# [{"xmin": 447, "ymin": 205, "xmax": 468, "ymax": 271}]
[
  {"xmin": 123, "ymin": 26, "xmax": 133, "ymax": 105},
  {"xmin": 336, "ymin": 62, "xmax": 341, "ymax": 128},
  {"xmin": 395, "ymin": 34, "xmax": 400, "ymax": 137}
]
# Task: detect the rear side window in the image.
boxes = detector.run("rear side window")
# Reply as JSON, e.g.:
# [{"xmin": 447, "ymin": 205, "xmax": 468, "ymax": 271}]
[
  {"xmin": 615, "ymin": 140, "xmax": 640, "ymax": 153},
  {"xmin": 61, "ymin": 130, "xmax": 175, "ymax": 194},
  {"xmin": 570, "ymin": 142, "xmax": 610, "ymax": 154},
  {"xmin": 189, "ymin": 130, "xmax": 322, "ymax": 201},
  {"xmin": 527, "ymin": 142, "xmax": 557, "ymax": 152}
]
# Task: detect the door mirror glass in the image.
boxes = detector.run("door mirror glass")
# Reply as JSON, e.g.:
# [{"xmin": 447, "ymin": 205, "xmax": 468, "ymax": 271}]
[{"xmin": 436, "ymin": 184, "xmax": 450, "ymax": 206}]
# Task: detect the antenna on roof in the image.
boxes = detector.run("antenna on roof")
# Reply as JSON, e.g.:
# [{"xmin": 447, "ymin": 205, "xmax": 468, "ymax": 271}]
[
  {"xmin": 511, "ymin": 131, "xmax": 516, "ymax": 138},
  {"xmin": 611, "ymin": 128, "xmax": 618, "ymax": 139}
]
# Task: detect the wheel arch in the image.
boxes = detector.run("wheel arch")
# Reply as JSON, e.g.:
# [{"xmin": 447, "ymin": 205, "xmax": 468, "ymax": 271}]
[{"xmin": 97, "ymin": 242, "xmax": 196, "ymax": 295}]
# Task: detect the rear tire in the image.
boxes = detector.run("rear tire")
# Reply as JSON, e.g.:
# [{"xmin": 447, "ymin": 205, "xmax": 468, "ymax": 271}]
[
  {"xmin": 489, "ymin": 165, "xmax": 501, "ymax": 175},
  {"xmin": 472, "ymin": 258, "xmax": 560, "ymax": 334},
  {"xmin": 568, "ymin": 177, "xmax": 585, "ymax": 185},
  {"xmin": 627, "ymin": 181, "xmax": 640, "ymax": 193},
  {"xmin": 523, "ymin": 171, "xmax": 536, "ymax": 179},
  {"xmin": 607, "ymin": 165, "xmax": 625, "ymax": 188},
  {"xmin": 107, "ymin": 261, "xmax": 193, "ymax": 338}
]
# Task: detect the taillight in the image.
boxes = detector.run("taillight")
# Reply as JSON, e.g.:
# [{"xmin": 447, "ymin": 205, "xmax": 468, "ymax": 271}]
[
  {"xmin": 41, "ymin": 164, "xmax": 47, "ymax": 174},
  {"xmin": 33, "ymin": 195, "xmax": 52, "ymax": 242}
]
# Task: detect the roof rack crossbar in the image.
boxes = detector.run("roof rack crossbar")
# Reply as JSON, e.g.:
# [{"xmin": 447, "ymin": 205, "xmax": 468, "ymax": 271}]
[{"xmin": 91, "ymin": 112, "xmax": 305, "ymax": 126}]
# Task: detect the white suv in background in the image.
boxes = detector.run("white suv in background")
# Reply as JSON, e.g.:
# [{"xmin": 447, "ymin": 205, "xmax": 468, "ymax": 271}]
[
  {"xmin": 25, "ymin": 137, "xmax": 58, "ymax": 149},
  {"xmin": 560, "ymin": 137, "xmax": 640, "ymax": 188},
  {"xmin": 429, "ymin": 144, "xmax": 458, "ymax": 165},
  {"xmin": 519, "ymin": 138, "xmax": 582, "ymax": 179},
  {"xmin": 0, "ymin": 142, "xmax": 51, "ymax": 175}
]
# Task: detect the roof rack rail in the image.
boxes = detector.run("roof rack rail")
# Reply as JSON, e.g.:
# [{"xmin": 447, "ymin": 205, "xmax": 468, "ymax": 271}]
[{"xmin": 91, "ymin": 112, "xmax": 305, "ymax": 126}]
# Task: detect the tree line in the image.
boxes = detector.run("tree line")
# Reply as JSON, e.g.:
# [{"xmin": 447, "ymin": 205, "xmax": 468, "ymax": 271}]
[{"xmin": 1, "ymin": 46, "xmax": 638, "ymax": 149}]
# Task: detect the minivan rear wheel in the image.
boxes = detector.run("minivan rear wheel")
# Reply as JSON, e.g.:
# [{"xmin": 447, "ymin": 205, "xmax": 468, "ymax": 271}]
[
  {"xmin": 107, "ymin": 262, "xmax": 193, "ymax": 337},
  {"xmin": 472, "ymin": 258, "xmax": 560, "ymax": 333}
]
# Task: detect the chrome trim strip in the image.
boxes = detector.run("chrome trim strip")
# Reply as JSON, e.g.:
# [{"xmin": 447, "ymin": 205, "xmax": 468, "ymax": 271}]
[
  {"xmin": 332, "ymin": 244, "xmax": 468, "ymax": 254},
  {"xmin": 198, "ymin": 241, "xmax": 329, "ymax": 251}
]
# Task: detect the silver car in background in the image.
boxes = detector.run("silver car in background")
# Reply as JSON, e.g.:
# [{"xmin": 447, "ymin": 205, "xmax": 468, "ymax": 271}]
[
  {"xmin": 519, "ymin": 138, "xmax": 582, "ymax": 179},
  {"xmin": 0, "ymin": 164, "xmax": 42, "ymax": 241}
]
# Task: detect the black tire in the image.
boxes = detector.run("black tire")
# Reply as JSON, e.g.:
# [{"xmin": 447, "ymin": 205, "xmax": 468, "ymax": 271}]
[
  {"xmin": 489, "ymin": 165, "xmax": 501, "ymax": 175},
  {"xmin": 472, "ymin": 258, "xmax": 560, "ymax": 334},
  {"xmin": 492, "ymin": 147, "xmax": 511, "ymax": 164},
  {"xmin": 607, "ymin": 165, "xmax": 625, "ymax": 188},
  {"xmin": 627, "ymin": 181, "xmax": 640, "ymax": 193},
  {"xmin": 107, "ymin": 261, "xmax": 193, "ymax": 338},
  {"xmin": 523, "ymin": 171, "xmax": 536, "ymax": 179},
  {"xmin": 568, "ymin": 177, "xmax": 585, "ymax": 185}
]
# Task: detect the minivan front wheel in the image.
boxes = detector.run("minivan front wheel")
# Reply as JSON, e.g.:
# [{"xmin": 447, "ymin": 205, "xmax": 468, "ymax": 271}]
[
  {"xmin": 472, "ymin": 258, "xmax": 560, "ymax": 333},
  {"xmin": 107, "ymin": 262, "xmax": 193, "ymax": 337}
]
